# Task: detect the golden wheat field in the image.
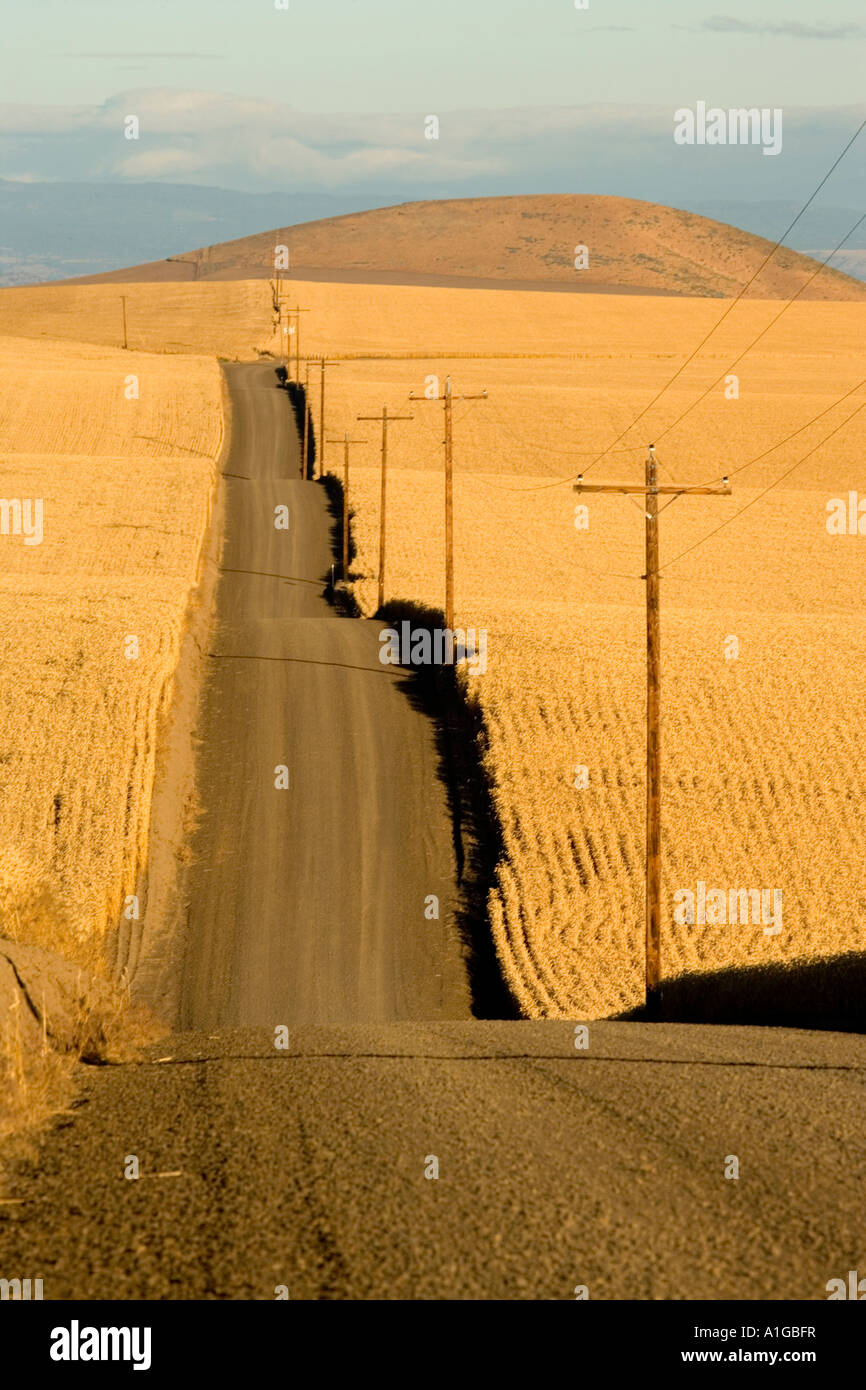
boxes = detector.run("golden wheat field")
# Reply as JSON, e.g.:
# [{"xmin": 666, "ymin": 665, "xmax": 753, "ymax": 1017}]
[
  {"xmin": 0, "ymin": 281, "xmax": 273, "ymax": 361},
  {"xmin": 0, "ymin": 333, "xmax": 222, "ymax": 956},
  {"xmin": 3, "ymin": 277, "xmax": 864, "ymax": 1018},
  {"xmin": 308, "ymin": 290, "xmax": 866, "ymax": 1019}
]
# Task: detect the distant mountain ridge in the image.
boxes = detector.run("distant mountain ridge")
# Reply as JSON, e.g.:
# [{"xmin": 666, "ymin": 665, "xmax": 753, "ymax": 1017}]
[
  {"xmin": 0, "ymin": 180, "xmax": 392, "ymax": 286},
  {"xmin": 3, "ymin": 179, "xmax": 865, "ymax": 289}
]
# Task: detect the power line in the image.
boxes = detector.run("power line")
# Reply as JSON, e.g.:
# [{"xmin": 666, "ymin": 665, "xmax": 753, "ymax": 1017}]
[
  {"xmin": 577, "ymin": 114, "xmax": 866, "ymax": 477},
  {"xmin": 344, "ymin": 396, "xmax": 640, "ymax": 582},
  {"xmin": 710, "ymin": 373, "xmax": 866, "ymax": 487},
  {"xmin": 575, "ymin": 451, "xmax": 732, "ymax": 1016},
  {"xmin": 658, "ymin": 395, "xmax": 866, "ymax": 575},
  {"xmin": 474, "ymin": 194, "xmax": 866, "ymax": 499},
  {"xmin": 408, "ymin": 376, "xmax": 488, "ymax": 629},
  {"xmin": 484, "ymin": 394, "xmax": 645, "ymax": 462},
  {"xmin": 480, "ymin": 483, "xmax": 645, "ymax": 584},
  {"xmin": 479, "ymin": 241, "xmax": 866, "ymax": 502},
  {"xmin": 356, "ymin": 405, "xmax": 414, "ymax": 610},
  {"xmin": 651, "ymin": 209, "xmax": 866, "ymax": 452}
]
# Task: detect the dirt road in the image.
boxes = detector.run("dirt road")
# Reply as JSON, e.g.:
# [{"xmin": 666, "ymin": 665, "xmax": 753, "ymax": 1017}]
[{"xmin": 173, "ymin": 362, "xmax": 472, "ymax": 1028}]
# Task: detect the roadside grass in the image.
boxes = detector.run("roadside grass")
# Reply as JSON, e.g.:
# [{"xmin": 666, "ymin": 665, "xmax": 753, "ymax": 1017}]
[
  {"xmin": 0, "ymin": 869, "xmax": 164, "ymax": 1170},
  {"xmin": 0, "ymin": 998, "xmax": 75, "ymax": 1159}
]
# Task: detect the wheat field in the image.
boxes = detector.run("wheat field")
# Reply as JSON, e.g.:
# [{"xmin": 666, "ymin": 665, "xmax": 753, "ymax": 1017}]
[
  {"xmin": 0, "ymin": 281, "xmax": 273, "ymax": 360},
  {"xmin": 0, "ymin": 334, "xmax": 222, "ymax": 952},
  {"xmin": 309, "ymin": 290, "xmax": 866, "ymax": 1019},
  {"xmin": 3, "ymin": 276, "xmax": 864, "ymax": 1018}
]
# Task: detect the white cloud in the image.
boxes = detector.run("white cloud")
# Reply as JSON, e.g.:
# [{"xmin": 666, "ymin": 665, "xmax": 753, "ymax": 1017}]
[
  {"xmin": 116, "ymin": 146, "xmax": 208, "ymax": 178},
  {"xmin": 0, "ymin": 89, "xmax": 863, "ymax": 207},
  {"xmin": 0, "ymin": 89, "xmax": 598, "ymax": 187},
  {"xmin": 699, "ymin": 15, "xmax": 866, "ymax": 40}
]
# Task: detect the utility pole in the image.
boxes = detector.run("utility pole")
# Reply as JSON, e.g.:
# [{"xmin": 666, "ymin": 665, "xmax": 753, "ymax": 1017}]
[
  {"xmin": 409, "ymin": 375, "xmax": 487, "ymax": 630},
  {"xmin": 284, "ymin": 305, "xmax": 310, "ymax": 381},
  {"xmin": 120, "ymin": 296, "xmax": 128, "ymax": 350},
  {"xmin": 271, "ymin": 278, "xmax": 308, "ymax": 379},
  {"xmin": 327, "ymin": 433, "xmax": 367, "ymax": 579},
  {"xmin": 301, "ymin": 359, "xmax": 311, "ymax": 481},
  {"xmin": 271, "ymin": 275, "xmax": 281, "ymax": 344},
  {"xmin": 574, "ymin": 449, "xmax": 731, "ymax": 1019},
  {"xmin": 316, "ymin": 357, "xmax": 342, "ymax": 479},
  {"xmin": 356, "ymin": 406, "xmax": 414, "ymax": 611}
]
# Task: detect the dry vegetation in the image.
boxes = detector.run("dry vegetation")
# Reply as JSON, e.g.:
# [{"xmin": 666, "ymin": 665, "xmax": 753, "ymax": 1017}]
[
  {"xmin": 0, "ymin": 882, "xmax": 164, "ymax": 1152},
  {"xmin": 3, "ymin": 273, "xmax": 864, "ymax": 1023},
  {"xmin": 0, "ymin": 280, "xmax": 273, "ymax": 360},
  {"xmin": 0, "ymin": 333, "xmax": 222, "ymax": 947},
  {"xmin": 313, "ymin": 289, "xmax": 866, "ymax": 1019},
  {"xmin": 0, "ymin": 333, "xmax": 219, "ymax": 1136},
  {"xmin": 54, "ymin": 194, "xmax": 866, "ymax": 301}
]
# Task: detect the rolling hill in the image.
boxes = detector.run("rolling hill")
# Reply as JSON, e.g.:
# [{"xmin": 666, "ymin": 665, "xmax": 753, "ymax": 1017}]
[{"xmin": 58, "ymin": 194, "xmax": 866, "ymax": 300}]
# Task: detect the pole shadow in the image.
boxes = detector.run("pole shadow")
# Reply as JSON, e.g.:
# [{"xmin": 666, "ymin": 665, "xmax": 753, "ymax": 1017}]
[
  {"xmin": 318, "ymin": 472, "xmax": 359, "ymax": 608},
  {"xmin": 277, "ymin": 373, "xmax": 315, "ymax": 479},
  {"xmin": 375, "ymin": 598, "xmax": 517, "ymax": 1020},
  {"xmin": 615, "ymin": 953, "xmax": 866, "ymax": 1032}
]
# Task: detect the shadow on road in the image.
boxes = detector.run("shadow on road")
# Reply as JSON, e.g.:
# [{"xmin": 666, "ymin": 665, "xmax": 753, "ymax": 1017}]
[
  {"xmin": 282, "ymin": 466, "xmax": 511, "ymax": 1018},
  {"xmin": 319, "ymin": 471, "xmax": 358, "ymax": 597},
  {"xmin": 284, "ymin": 380, "xmax": 315, "ymax": 478},
  {"xmin": 374, "ymin": 598, "xmax": 517, "ymax": 1021}
]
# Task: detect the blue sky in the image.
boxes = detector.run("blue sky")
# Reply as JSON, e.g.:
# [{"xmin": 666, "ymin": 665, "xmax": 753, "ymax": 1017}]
[
  {"xmin": 5, "ymin": 0, "xmax": 866, "ymax": 109},
  {"xmin": 1, "ymin": 1, "xmax": 864, "ymax": 206},
  {"xmin": 4, "ymin": 0, "xmax": 866, "ymax": 110}
]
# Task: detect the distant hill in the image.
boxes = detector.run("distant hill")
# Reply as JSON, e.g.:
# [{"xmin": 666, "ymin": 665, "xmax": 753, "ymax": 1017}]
[{"xmin": 57, "ymin": 194, "xmax": 866, "ymax": 299}]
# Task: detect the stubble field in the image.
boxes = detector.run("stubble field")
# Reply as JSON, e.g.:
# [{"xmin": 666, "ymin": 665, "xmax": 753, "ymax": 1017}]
[
  {"xmin": 313, "ymin": 292, "xmax": 866, "ymax": 1020},
  {"xmin": 0, "ymin": 334, "xmax": 222, "ymax": 962},
  {"xmin": 2, "ymin": 277, "xmax": 864, "ymax": 1021}
]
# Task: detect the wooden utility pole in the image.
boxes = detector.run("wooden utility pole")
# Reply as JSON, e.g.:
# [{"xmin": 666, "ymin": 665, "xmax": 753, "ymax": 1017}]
[
  {"xmin": 574, "ymin": 449, "xmax": 731, "ymax": 1018},
  {"xmin": 356, "ymin": 406, "xmax": 414, "ymax": 611},
  {"xmin": 409, "ymin": 375, "xmax": 487, "ymax": 629},
  {"xmin": 301, "ymin": 360, "xmax": 311, "ymax": 480},
  {"xmin": 327, "ymin": 433, "xmax": 367, "ymax": 579},
  {"xmin": 284, "ymin": 305, "xmax": 310, "ymax": 381},
  {"xmin": 271, "ymin": 275, "xmax": 282, "ymax": 343},
  {"xmin": 316, "ymin": 358, "xmax": 342, "ymax": 479},
  {"xmin": 270, "ymin": 278, "xmax": 308, "ymax": 378},
  {"xmin": 120, "ymin": 296, "xmax": 128, "ymax": 350}
]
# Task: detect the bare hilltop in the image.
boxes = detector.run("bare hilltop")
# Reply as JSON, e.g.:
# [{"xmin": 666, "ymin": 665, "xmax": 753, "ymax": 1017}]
[{"xmin": 58, "ymin": 193, "xmax": 866, "ymax": 300}]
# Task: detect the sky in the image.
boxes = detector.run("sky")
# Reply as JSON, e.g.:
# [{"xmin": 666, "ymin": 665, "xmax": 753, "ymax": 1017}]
[
  {"xmin": 0, "ymin": 0, "xmax": 864, "ymax": 208},
  {"xmin": 4, "ymin": 0, "xmax": 866, "ymax": 111}
]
